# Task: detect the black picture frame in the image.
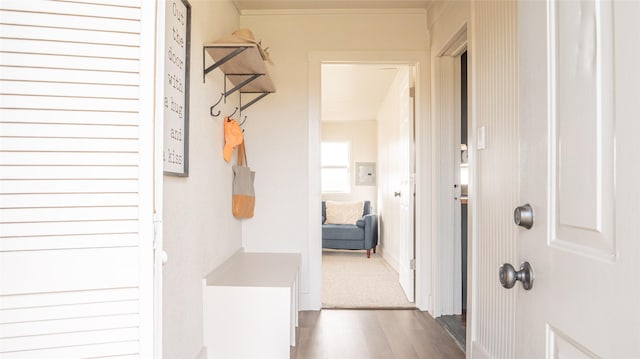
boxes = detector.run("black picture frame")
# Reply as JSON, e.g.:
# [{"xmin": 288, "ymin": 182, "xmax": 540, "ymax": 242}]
[{"xmin": 163, "ymin": 0, "xmax": 191, "ymax": 176}]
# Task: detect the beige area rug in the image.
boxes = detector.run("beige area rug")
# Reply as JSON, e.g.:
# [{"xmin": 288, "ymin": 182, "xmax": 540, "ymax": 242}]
[{"xmin": 322, "ymin": 249, "xmax": 415, "ymax": 308}]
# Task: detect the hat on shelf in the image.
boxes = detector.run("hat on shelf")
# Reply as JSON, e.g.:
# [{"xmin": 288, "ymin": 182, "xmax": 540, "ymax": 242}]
[{"xmin": 215, "ymin": 28, "xmax": 273, "ymax": 65}]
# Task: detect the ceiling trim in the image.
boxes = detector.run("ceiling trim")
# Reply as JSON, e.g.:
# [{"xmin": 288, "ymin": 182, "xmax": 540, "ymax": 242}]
[{"xmin": 239, "ymin": 8, "xmax": 427, "ymax": 16}]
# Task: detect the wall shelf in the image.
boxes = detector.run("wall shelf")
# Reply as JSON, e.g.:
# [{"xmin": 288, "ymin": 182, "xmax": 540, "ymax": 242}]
[{"xmin": 203, "ymin": 43, "xmax": 275, "ymax": 113}]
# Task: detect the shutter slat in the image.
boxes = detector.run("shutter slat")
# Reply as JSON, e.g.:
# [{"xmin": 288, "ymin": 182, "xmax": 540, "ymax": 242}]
[
  {"xmin": 0, "ymin": 166, "xmax": 138, "ymax": 180},
  {"xmin": 0, "ymin": 233, "xmax": 138, "ymax": 252},
  {"xmin": 0, "ymin": 193, "xmax": 138, "ymax": 208},
  {"xmin": 0, "ymin": 95, "xmax": 139, "ymax": 112},
  {"xmin": 0, "ymin": 341, "xmax": 138, "ymax": 359},
  {"xmin": 0, "ymin": 138, "xmax": 139, "ymax": 152},
  {"xmin": 0, "ymin": 67, "xmax": 139, "ymax": 85},
  {"xmin": 0, "ymin": 179, "xmax": 138, "ymax": 193},
  {"xmin": 1, "ymin": 220, "xmax": 138, "ymax": 237},
  {"xmin": 0, "ymin": 52, "xmax": 139, "ymax": 73},
  {"xmin": 0, "ymin": 327, "xmax": 139, "ymax": 353},
  {"xmin": 0, "ymin": 38, "xmax": 139, "ymax": 59},
  {"xmin": 0, "ymin": 206, "xmax": 138, "ymax": 222},
  {"xmin": 0, "ymin": 109, "xmax": 138, "ymax": 125},
  {"xmin": 0, "ymin": 80, "xmax": 139, "ymax": 99},
  {"xmin": 1, "ymin": 301, "xmax": 139, "ymax": 327},
  {"xmin": 0, "ymin": 287, "xmax": 138, "ymax": 310},
  {"xmin": 0, "ymin": 23, "xmax": 140, "ymax": 46},
  {"xmin": 1, "ymin": 314, "xmax": 138, "ymax": 339},
  {"xmin": 0, "ymin": 152, "xmax": 138, "ymax": 166},
  {"xmin": 54, "ymin": 0, "xmax": 141, "ymax": 7},
  {"xmin": 0, "ymin": 314, "xmax": 138, "ymax": 339},
  {"xmin": 0, "ymin": 10, "xmax": 140, "ymax": 33},
  {"xmin": 0, "ymin": 123, "xmax": 138, "ymax": 139},
  {"xmin": 0, "ymin": 1, "xmax": 140, "ymax": 21}
]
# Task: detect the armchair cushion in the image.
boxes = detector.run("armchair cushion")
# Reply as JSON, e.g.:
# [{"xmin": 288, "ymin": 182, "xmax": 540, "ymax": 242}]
[
  {"xmin": 322, "ymin": 224, "xmax": 363, "ymax": 241},
  {"xmin": 325, "ymin": 200, "xmax": 364, "ymax": 225}
]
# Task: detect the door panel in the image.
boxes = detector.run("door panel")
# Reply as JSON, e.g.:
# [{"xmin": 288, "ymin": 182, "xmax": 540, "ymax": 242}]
[
  {"xmin": 551, "ymin": 0, "xmax": 615, "ymax": 257},
  {"xmin": 377, "ymin": 66, "xmax": 414, "ymax": 302},
  {"xmin": 0, "ymin": 1, "xmax": 155, "ymax": 357},
  {"xmin": 517, "ymin": 1, "xmax": 640, "ymax": 357}
]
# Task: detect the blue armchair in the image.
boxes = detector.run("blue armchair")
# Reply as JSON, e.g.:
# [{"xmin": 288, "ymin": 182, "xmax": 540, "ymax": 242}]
[{"xmin": 322, "ymin": 200, "xmax": 378, "ymax": 258}]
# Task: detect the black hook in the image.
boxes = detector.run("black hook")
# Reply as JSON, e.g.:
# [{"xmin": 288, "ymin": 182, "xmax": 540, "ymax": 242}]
[
  {"xmin": 228, "ymin": 107, "xmax": 238, "ymax": 118},
  {"xmin": 209, "ymin": 93, "xmax": 224, "ymax": 117},
  {"xmin": 239, "ymin": 115, "xmax": 248, "ymax": 126}
]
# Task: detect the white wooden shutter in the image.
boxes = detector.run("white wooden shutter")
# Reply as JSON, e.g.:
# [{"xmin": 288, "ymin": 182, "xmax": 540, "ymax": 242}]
[{"xmin": 0, "ymin": 0, "xmax": 155, "ymax": 357}]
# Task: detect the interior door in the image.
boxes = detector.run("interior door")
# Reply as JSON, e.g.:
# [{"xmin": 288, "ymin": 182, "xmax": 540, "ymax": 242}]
[
  {"xmin": 516, "ymin": 1, "xmax": 640, "ymax": 357},
  {"xmin": 0, "ymin": 1, "xmax": 157, "ymax": 357},
  {"xmin": 396, "ymin": 67, "xmax": 415, "ymax": 302}
]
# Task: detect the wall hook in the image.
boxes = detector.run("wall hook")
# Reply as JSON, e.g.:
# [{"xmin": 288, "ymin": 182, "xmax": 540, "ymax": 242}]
[
  {"xmin": 228, "ymin": 107, "xmax": 239, "ymax": 118},
  {"xmin": 239, "ymin": 115, "xmax": 248, "ymax": 127},
  {"xmin": 209, "ymin": 93, "xmax": 224, "ymax": 117}
]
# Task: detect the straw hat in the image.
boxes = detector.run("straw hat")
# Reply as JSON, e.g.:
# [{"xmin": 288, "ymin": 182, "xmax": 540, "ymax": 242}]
[{"xmin": 216, "ymin": 28, "xmax": 273, "ymax": 65}]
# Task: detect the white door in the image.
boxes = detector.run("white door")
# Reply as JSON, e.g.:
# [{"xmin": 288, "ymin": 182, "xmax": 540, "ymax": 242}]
[
  {"xmin": 0, "ymin": 1, "xmax": 157, "ymax": 357},
  {"xmin": 396, "ymin": 67, "xmax": 415, "ymax": 302},
  {"xmin": 378, "ymin": 66, "xmax": 414, "ymax": 302},
  {"xmin": 516, "ymin": 1, "xmax": 640, "ymax": 357}
]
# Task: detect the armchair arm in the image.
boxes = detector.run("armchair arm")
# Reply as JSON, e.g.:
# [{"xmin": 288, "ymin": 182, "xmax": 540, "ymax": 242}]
[{"xmin": 361, "ymin": 213, "xmax": 378, "ymax": 249}]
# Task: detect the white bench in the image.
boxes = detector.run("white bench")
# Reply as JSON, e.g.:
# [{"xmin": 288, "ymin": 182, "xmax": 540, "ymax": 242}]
[{"xmin": 202, "ymin": 251, "xmax": 301, "ymax": 359}]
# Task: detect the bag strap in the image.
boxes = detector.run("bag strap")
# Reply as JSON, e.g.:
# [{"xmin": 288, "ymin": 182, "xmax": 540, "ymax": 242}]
[{"xmin": 237, "ymin": 141, "xmax": 248, "ymax": 166}]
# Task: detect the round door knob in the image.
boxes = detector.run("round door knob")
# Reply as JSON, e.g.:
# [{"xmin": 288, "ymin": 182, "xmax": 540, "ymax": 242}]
[
  {"xmin": 394, "ymin": 191, "xmax": 401, "ymax": 197},
  {"xmin": 499, "ymin": 261, "xmax": 534, "ymax": 290},
  {"xmin": 514, "ymin": 203, "xmax": 534, "ymax": 229},
  {"xmin": 499, "ymin": 263, "xmax": 517, "ymax": 289}
]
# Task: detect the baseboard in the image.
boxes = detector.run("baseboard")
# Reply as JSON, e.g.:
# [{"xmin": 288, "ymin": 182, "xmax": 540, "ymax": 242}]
[
  {"xmin": 195, "ymin": 346, "xmax": 207, "ymax": 359},
  {"xmin": 299, "ymin": 291, "xmax": 321, "ymax": 311},
  {"xmin": 471, "ymin": 341, "xmax": 492, "ymax": 359},
  {"xmin": 383, "ymin": 250, "xmax": 400, "ymax": 272}
]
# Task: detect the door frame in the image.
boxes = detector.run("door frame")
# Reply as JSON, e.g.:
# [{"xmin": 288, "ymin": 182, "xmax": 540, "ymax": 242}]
[
  {"xmin": 431, "ymin": 23, "xmax": 470, "ymax": 318},
  {"xmin": 150, "ymin": 0, "xmax": 164, "ymax": 356},
  {"xmin": 308, "ymin": 51, "xmax": 431, "ymax": 310}
]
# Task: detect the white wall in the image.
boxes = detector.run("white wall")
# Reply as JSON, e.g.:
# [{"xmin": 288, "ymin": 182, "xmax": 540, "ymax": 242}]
[
  {"xmin": 321, "ymin": 120, "xmax": 378, "ymax": 209},
  {"xmin": 470, "ymin": 1, "xmax": 518, "ymax": 358},
  {"xmin": 239, "ymin": 11, "xmax": 428, "ymax": 309},
  {"xmin": 162, "ymin": 2, "xmax": 242, "ymax": 358}
]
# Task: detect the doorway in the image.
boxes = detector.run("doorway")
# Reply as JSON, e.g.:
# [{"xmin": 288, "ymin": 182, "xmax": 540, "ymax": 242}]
[
  {"xmin": 429, "ymin": 22, "xmax": 471, "ymax": 351},
  {"xmin": 319, "ymin": 63, "xmax": 416, "ymax": 308},
  {"xmin": 436, "ymin": 50, "xmax": 468, "ymax": 349}
]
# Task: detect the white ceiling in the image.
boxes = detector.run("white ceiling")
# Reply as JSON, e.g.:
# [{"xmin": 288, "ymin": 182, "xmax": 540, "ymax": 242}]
[{"xmin": 321, "ymin": 64, "xmax": 400, "ymax": 122}]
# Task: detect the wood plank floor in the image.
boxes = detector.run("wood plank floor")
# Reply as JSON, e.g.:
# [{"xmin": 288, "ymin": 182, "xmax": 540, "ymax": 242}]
[{"xmin": 290, "ymin": 309, "xmax": 465, "ymax": 359}]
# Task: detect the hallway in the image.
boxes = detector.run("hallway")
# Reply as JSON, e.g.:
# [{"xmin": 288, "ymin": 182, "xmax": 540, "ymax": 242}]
[{"xmin": 290, "ymin": 310, "xmax": 464, "ymax": 358}]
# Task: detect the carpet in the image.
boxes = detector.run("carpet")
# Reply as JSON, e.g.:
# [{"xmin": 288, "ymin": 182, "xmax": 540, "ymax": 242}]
[{"xmin": 322, "ymin": 249, "xmax": 414, "ymax": 308}]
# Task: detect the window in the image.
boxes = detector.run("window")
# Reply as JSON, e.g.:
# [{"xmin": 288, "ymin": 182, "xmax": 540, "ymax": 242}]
[{"xmin": 321, "ymin": 142, "xmax": 350, "ymax": 193}]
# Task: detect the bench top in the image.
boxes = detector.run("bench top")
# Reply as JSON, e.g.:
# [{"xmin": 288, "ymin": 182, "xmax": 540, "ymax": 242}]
[{"xmin": 204, "ymin": 251, "xmax": 301, "ymax": 288}]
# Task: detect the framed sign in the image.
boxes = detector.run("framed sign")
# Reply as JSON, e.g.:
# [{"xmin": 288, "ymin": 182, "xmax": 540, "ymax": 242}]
[{"xmin": 163, "ymin": 0, "xmax": 191, "ymax": 176}]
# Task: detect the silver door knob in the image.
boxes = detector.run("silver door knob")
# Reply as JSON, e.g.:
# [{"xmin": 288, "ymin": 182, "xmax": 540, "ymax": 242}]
[
  {"xmin": 394, "ymin": 191, "xmax": 401, "ymax": 197},
  {"xmin": 499, "ymin": 262, "xmax": 534, "ymax": 290},
  {"xmin": 514, "ymin": 203, "xmax": 534, "ymax": 229}
]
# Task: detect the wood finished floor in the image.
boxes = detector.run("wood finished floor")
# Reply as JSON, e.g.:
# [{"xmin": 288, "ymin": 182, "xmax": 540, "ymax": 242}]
[{"xmin": 290, "ymin": 309, "xmax": 465, "ymax": 359}]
